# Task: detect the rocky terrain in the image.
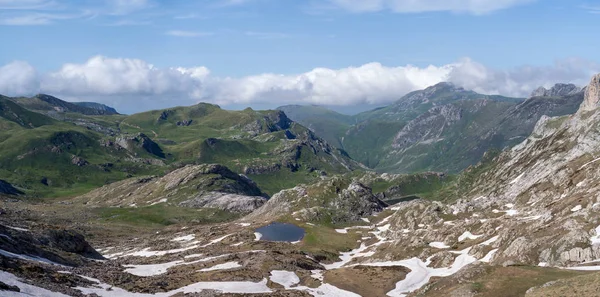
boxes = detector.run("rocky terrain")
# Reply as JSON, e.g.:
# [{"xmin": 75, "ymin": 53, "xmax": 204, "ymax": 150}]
[
  {"xmin": 3, "ymin": 75, "xmax": 600, "ymax": 297},
  {"xmin": 77, "ymin": 164, "xmax": 268, "ymax": 213},
  {"xmin": 280, "ymin": 82, "xmax": 584, "ymax": 174}
]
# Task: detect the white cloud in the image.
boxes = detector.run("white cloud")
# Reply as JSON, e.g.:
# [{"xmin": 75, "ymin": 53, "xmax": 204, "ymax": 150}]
[
  {"xmin": 0, "ymin": 61, "xmax": 40, "ymax": 96},
  {"xmin": 325, "ymin": 0, "xmax": 537, "ymax": 14},
  {"xmin": 0, "ymin": 11, "xmax": 88, "ymax": 25},
  {"xmin": 1, "ymin": 55, "xmax": 599, "ymax": 111},
  {"xmin": 41, "ymin": 56, "xmax": 210, "ymax": 96},
  {"xmin": 166, "ymin": 30, "xmax": 214, "ymax": 37}
]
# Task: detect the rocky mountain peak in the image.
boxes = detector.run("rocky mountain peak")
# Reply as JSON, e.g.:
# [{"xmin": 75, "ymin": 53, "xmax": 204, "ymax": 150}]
[
  {"xmin": 578, "ymin": 73, "xmax": 600, "ymax": 113},
  {"xmin": 530, "ymin": 83, "xmax": 582, "ymax": 98}
]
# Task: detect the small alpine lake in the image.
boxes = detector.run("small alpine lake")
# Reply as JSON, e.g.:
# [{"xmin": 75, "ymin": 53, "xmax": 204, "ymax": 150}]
[{"xmin": 254, "ymin": 222, "xmax": 305, "ymax": 242}]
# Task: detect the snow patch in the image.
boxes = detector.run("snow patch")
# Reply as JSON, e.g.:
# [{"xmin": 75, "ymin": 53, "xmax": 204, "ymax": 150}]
[
  {"xmin": 362, "ymin": 247, "xmax": 477, "ymax": 297},
  {"xmin": 590, "ymin": 225, "xmax": 600, "ymax": 245},
  {"xmin": 200, "ymin": 234, "xmax": 232, "ymax": 247},
  {"xmin": 149, "ymin": 198, "xmax": 168, "ymax": 206},
  {"xmin": 270, "ymin": 270, "xmax": 300, "ymax": 288},
  {"xmin": 75, "ymin": 275, "xmax": 271, "ymax": 296},
  {"xmin": 571, "ymin": 205, "xmax": 582, "ymax": 212},
  {"xmin": 0, "ymin": 271, "xmax": 70, "ymax": 297},
  {"xmin": 458, "ymin": 231, "xmax": 482, "ymax": 242},
  {"xmin": 254, "ymin": 232, "xmax": 263, "ymax": 241},
  {"xmin": 171, "ymin": 234, "xmax": 195, "ymax": 242},
  {"xmin": 0, "ymin": 249, "xmax": 65, "ymax": 266},
  {"xmin": 480, "ymin": 249, "xmax": 498, "ymax": 263},
  {"xmin": 480, "ymin": 236, "xmax": 499, "ymax": 246},
  {"xmin": 428, "ymin": 242, "xmax": 450, "ymax": 249},
  {"xmin": 199, "ymin": 261, "xmax": 242, "ymax": 272}
]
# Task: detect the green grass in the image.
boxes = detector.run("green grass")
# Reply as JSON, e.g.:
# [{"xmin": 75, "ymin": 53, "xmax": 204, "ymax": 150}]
[{"xmin": 94, "ymin": 205, "xmax": 239, "ymax": 227}]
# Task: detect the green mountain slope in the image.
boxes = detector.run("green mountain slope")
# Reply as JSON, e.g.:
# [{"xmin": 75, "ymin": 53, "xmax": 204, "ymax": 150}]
[
  {"xmin": 0, "ymin": 96, "xmax": 358, "ymax": 197},
  {"xmin": 9, "ymin": 94, "xmax": 119, "ymax": 116},
  {"xmin": 277, "ymin": 105, "xmax": 355, "ymax": 147},
  {"xmin": 279, "ymin": 82, "xmax": 583, "ymax": 174},
  {"xmin": 0, "ymin": 96, "xmax": 56, "ymax": 128}
]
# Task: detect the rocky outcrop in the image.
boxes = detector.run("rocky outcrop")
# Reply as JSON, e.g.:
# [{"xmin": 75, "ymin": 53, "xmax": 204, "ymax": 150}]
[
  {"xmin": 77, "ymin": 164, "xmax": 267, "ymax": 213},
  {"xmin": 0, "ymin": 224, "xmax": 103, "ymax": 267},
  {"xmin": 0, "ymin": 180, "xmax": 22, "ymax": 196},
  {"xmin": 247, "ymin": 176, "xmax": 387, "ymax": 223},
  {"xmin": 531, "ymin": 83, "xmax": 583, "ymax": 98},
  {"xmin": 70, "ymin": 155, "xmax": 88, "ymax": 166},
  {"xmin": 115, "ymin": 133, "xmax": 165, "ymax": 158},
  {"xmin": 578, "ymin": 74, "xmax": 600, "ymax": 113},
  {"xmin": 392, "ymin": 104, "xmax": 463, "ymax": 150},
  {"xmin": 179, "ymin": 192, "xmax": 267, "ymax": 212}
]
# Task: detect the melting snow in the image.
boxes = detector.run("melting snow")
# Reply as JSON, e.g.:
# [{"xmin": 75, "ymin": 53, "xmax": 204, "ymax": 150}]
[
  {"xmin": 199, "ymin": 261, "xmax": 242, "ymax": 272},
  {"xmin": 149, "ymin": 198, "xmax": 168, "ymax": 206},
  {"xmin": 428, "ymin": 242, "xmax": 450, "ymax": 249},
  {"xmin": 0, "ymin": 270, "xmax": 70, "ymax": 297},
  {"xmin": 124, "ymin": 260, "xmax": 184, "ymax": 276},
  {"xmin": 361, "ymin": 218, "xmax": 370, "ymax": 223},
  {"xmin": 5, "ymin": 225, "xmax": 29, "ymax": 232},
  {"xmin": 270, "ymin": 270, "xmax": 300, "ymax": 288},
  {"xmin": 171, "ymin": 234, "xmax": 195, "ymax": 242},
  {"xmin": 505, "ymin": 209, "xmax": 519, "ymax": 216},
  {"xmin": 362, "ymin": 247, "xmax": 477, "ymax": 297},
  {"xmin": 200, "ymin": 234, "xmax": 232, "ymax": 247},
  {"xmin": 0, "ymin": 249, "xmax": 65, "ymax": 266},
  {"xmin": 589, "ymin": 225, "xmax": 600, "ymax": 245},
  {"xmin": 571, "ymin": 205, "xmax": 582, "ymax": 212},
  {"xmin": 538, "ymin": 262, "xmax": 548, "ymax": 267},
  {"xmin": 231, "ymin": 242, "xmax": 244, "ymax": 247},
  {"xmin": 254, "ymin": 232, "xmax": 263, "ymax": 241},
  {"xmin": 335, "ymin": 229, "xmax": 348, "ymax": 234},
  {"xmin": 124, "ymin": 245, "xmax": 200, "ymax": 258},
  {"xmin": 480, "ymin": 236, "xmax": 499, "ymax": 246},
  {"xmin": 480, "ymin": 249, "xmax": 498, "ymax": 263},
  {"xmin": 237, "ymin": 223, "xmax": 251, "ymax": 227},
  {"xmin": 75, "ymin": 275, "xmax": 271, "ymax": 296},
  {"xmin": 269, "ymin": 270, "xmax": 361, "ymax": 297},
  {"xmin": 458, "ymin": 231, "xmax": 482, "ymax": 242},
  {"xmin": 565, "ymin": 265, "xmax": 600, "ymax": 271}
]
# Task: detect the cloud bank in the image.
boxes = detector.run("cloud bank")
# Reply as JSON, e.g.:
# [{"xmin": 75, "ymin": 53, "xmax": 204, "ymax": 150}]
[{"xmin": 0, "ymin": 56, "xmax": 598, "ymax": 112}]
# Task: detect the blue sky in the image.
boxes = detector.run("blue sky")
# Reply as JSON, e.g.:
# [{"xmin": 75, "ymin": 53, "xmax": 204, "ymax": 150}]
[{"xmin": 0, "ymin": 0, "xmax": 599, "ymax": 113}]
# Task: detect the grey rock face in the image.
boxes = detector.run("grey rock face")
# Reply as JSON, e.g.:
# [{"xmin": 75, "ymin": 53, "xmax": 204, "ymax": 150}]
[
  {"xmin": 579, "ymin": 74, "xmax": 600, "ymax": 112},
  {"xmin": 179, "ymin": 192, "xmax": 267, "ymax": 213},
  {"xmin": 0, "ymin": 224, "xmax": 103, "ymax": 266},
  {"xmin": 531, "ymin": 83, "xmax": 583, "ymax": 98},
  {"xmin": 392, "ymin": 104, "xmax": 463, "ymax": 149},
  {"xmin": 78, "ymin": 164, "xmax": 268, "ymax": 213}
]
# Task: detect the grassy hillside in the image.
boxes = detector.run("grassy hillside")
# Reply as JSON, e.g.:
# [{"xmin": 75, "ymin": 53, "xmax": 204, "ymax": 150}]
[
  {"xmin": 279, "ymin": 83, "xmax": 582, "ymax": 174},
  {"xmin": 0, "ymin": 97, "xmax": 358, "ymax": 197}
]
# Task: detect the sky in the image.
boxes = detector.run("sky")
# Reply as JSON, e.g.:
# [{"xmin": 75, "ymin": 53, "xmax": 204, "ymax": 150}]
[{"xmin": 0, "ymin": 0, "xmax": 599, "ymax": 114}]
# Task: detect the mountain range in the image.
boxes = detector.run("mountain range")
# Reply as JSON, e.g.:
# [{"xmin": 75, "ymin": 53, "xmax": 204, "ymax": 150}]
[
  {"xmin": 2, "ymin": 75, "xmax": 600, "ymax": 297},
  {"xmin": 279, "ymin": 82, "xmax": 585, "ymax": 173}
]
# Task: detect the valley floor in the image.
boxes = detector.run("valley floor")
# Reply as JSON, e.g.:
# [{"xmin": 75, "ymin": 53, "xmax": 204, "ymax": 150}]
[{"xmin": 1, "ymin": 196, "xmax": 597, "ymax": 297}]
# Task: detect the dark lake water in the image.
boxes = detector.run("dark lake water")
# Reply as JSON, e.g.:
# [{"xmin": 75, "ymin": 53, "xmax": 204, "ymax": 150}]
[{"xmin": 255, "ymin": 222, "xmax": 305, "ymax": 242}]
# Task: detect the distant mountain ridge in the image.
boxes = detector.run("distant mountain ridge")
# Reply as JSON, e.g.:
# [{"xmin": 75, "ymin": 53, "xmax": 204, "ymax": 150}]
[
  {"xmin": 73, "ymin": 102, "xmax": 119, "ymax": 114},
  {"xmin": 531, "ymin": 83, "xmax": 583, "ymax": 98},
  {"xmin": 278, "ymin": 81, "xmax": 585, "ymax": 173},
  {"xmin": 9, "ymin": 94, "xmax": 119, "ymax": 116}
]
